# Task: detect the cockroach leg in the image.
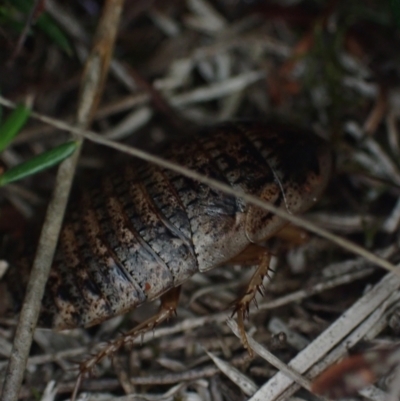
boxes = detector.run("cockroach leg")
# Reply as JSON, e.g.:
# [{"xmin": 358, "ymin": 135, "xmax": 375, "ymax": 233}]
[
  {"xmin": 232, "ymin": 251, "xmax": 271, "ymax": 357},
  {"xmin": 72, "ymin": 286, "xmax": 181, "ymax": 400}
]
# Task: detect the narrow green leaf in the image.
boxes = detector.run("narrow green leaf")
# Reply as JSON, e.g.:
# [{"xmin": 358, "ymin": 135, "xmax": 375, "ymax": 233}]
[
  {"xmin": 0, "ymin": 2, "xmax": 31, "ymax": 32},
  {"xmin": 0, "ymin": 141, "xmax": 78, "ymax": 186},
  {"xmin": 10, "ymin": 0, "xmax": 72, "ymax": 55},
  {"xmin": 390, "ymin": 0, "xmax": 400, "ymax": 28},
  {"xmin": 0, "ymin": 94, "xmax": 3, "ymax": 126},
  {"xmin": 36, "ymin": 13, "xmax": 73, "ymax": 56},
  {"xmin": 7, "ymin": 0, "xmax": 31, "ymax": 13},
  {"xmin": 0, "ymin": 6, "xmax": 21, "ymax": 30},
  {"xmin": 0, "ymin": 104, "xmax": 30, "ymax": 152}
]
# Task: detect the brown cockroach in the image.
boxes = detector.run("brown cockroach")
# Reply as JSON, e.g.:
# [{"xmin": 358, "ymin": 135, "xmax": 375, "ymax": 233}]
[{"xmin": 3, "ymin": 121, "xmax": 332, "ymax": 373}]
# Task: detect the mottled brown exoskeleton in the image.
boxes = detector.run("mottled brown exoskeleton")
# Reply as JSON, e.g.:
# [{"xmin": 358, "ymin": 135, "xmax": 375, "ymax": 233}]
[{"xmin": 3, "ymin": 121, "xmax": 332, "ymax": 371}]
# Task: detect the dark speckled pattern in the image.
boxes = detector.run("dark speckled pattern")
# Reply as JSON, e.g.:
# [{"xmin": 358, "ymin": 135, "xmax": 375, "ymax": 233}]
[{"xmin": 35, "ymin": 122, "xmax": 332, "ymax": 330}]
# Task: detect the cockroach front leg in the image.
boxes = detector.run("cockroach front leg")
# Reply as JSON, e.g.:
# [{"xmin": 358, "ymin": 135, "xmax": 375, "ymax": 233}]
[
  {"xmin": 232, "ymin": 251, "xmax": 271, "ymax": 357},
  {"xmin": 72, "ymin": 287, "xmax": 181, "ymax": 400}
]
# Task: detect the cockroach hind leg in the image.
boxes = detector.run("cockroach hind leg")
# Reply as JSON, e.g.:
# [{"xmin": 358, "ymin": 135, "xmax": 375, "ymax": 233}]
[
  {"xmin": 232, "ymin": 251, "xmax": 271, "ymax": 357},
  {"xmin": 72, "ymin": 286, "xmax": 181, "ymax": 400}
]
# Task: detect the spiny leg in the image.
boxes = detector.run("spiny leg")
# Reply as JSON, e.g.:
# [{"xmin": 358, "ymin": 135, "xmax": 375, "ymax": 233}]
[
  {"xmin": 232, "ymin": 251, "xmax": 271, "ymax": 357},
  {"xmin": 71, "ymin": 286, "xmax": 181, "ymax": 401}
]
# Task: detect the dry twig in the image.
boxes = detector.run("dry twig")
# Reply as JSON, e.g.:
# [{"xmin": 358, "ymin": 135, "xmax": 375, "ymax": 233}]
[{"xmin": 1, "ymin": 0, "xmax": 125, "ymax": 399}]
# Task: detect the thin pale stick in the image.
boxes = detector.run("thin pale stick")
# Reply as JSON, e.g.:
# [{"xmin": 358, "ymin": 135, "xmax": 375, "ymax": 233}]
[
  {"xmin": 227, "ymin": 319, "xmax": 314, "ymax": 394},
  {"xmin": 248, "ymin": 272, "xmax": 400, "ymax": 401},
  {"xmin": 0, "ymin": 95, "xmax": 397, "ymax": 276},
  {"xmin": 0, "ymin": 1, "xmax": 124, "ymax": 400}
]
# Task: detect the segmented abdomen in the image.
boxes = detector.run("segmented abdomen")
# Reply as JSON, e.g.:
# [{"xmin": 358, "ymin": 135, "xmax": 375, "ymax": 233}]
[{"xmin": 39, "ymin": 122, "xmax": 331, "ymax": 330}]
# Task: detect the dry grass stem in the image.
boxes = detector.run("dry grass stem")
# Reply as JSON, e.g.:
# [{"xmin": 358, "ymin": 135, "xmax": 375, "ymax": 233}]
[
  {"xmin": 246, "ymin": 273, "xmax": 400, "ymax": 401},
  {"xmin": 204, "ymin": 349, "xmax": 258, "ymax": 396},
  {"xmin": 1, "ymin": 0, "xmax": 124, "ymax": 400},
  {"xmin": 0, "ymin": 96, "xmax": 397, "ymax": 277}
]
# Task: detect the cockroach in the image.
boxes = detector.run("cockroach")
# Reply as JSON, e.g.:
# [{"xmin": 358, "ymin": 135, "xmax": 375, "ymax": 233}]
[{"xmin": 2, "ymin": 121, "xmax": 332, "ymax": 374}]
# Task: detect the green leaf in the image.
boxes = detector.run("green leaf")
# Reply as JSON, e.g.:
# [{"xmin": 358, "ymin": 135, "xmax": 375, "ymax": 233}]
[
  {"xmin": 6, "ymin": 0, "xmax": 31, "ymax": 13},
  {"xmin": 0, "ymin": 104, "xmax": 30, "ymax": 152},
  {"xmin": 36, "ymin": 13, "xmax": 73, "ymax": 56},
  {"xmin": 0, "ymin": 6, "xmax": 23, "ymax": 31},
  {"xmin": 8, "ymin": 0, "xmax": 73, "ymax": 55},
  {"xmin": 390, "ymin": 0, "xmax": 400, "ymax": 28},
  {"xmin": 0, "ymin": 141, "xmax": 78, "ymax": 186},
  {"xmin": 0, "ymin": 96, "xmax": 3, "ymax": 126}
]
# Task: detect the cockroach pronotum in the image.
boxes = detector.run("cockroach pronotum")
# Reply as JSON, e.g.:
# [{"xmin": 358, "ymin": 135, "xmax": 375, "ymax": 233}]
[{"xmin": 2, "ymin": 121, "xmax": 332, "ymax": 374}]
